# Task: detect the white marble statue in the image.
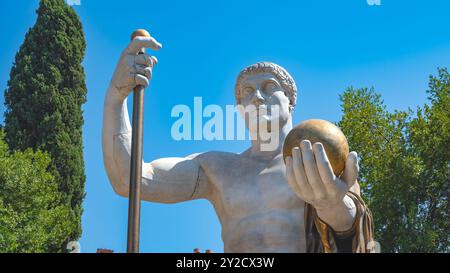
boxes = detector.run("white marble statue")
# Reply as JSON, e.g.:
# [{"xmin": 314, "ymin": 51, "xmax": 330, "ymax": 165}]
[{"xmin": 102, "ymin": 36, "xmax": 374, "ymax": 253}]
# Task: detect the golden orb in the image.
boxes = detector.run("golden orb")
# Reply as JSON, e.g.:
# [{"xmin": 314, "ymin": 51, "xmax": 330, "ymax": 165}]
[{"xmin": 283, "ymin": 119, "xmax": 349, "ymax": 176}]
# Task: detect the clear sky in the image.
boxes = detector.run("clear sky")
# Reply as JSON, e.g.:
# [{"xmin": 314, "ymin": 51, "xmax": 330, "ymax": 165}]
[{"xmin": 1, "ymin": 0, "xmax": 449, "ymax": 253}]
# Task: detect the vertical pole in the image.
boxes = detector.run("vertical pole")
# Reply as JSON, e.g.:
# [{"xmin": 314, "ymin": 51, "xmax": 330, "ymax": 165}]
[{"xmin": 127, "ymin": 29, "xmax": 150, "ymax": 253}]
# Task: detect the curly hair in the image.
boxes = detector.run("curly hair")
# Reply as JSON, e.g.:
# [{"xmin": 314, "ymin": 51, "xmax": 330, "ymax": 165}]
[{"xmin": 235, "ymin": 62, "xmax": 298, "ymax": 109}]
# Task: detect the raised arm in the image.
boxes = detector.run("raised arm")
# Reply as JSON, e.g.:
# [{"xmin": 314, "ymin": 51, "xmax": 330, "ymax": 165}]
[{"xmin": 102, "ymin": 36, "xmax": 210, "ymax": 203}]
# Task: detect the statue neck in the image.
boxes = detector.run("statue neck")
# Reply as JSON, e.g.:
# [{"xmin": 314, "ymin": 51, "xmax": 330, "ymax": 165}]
[{"xmin": 249, "ymin": 116, "xmax": 293, "ymax": 160}]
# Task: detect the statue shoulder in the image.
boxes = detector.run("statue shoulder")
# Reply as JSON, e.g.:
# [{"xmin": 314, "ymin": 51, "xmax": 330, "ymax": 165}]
[{"xmin": 186, "ymin": 150, "xmax": 242, "ymax": 170}]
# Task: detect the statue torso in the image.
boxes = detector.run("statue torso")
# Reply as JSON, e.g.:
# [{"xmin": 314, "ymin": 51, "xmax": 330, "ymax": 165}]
[{"xmin": 195, "ymin": 151, "xmax": 307, "ymax": 253}]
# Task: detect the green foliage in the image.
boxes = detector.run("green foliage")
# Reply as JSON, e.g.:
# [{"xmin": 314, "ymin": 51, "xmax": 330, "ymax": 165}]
[
  {"xmin": 0, "ymin": 131, "xmax": 74, "ymax": 253},
  {"xmin": 338, "ymin": 68, "xmax": 449, "ymax": 252},
  {"xmin": 3, "ymin": 0, "xmax": 86, "ymax": 251},
  {"xmin": 408, "ymin": 68, "xmax": 450, "ymax": 252}
]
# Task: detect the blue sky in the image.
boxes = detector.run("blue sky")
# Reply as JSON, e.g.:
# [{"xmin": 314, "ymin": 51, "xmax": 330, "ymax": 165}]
[{"xmin": 1, "ymin": 0, "xmax": 449, "ymax": 253}]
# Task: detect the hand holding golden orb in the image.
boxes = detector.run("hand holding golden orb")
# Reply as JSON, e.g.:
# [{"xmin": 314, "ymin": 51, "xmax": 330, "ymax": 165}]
[{"xmin": 283, "ymin": 119, "xmax": 349, "ymax": 176}]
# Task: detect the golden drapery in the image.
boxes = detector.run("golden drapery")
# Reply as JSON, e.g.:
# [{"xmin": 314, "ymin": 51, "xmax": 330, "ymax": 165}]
[{"xmin": 304, "ymin": 190, "xmax": 375, "ymax": 253}]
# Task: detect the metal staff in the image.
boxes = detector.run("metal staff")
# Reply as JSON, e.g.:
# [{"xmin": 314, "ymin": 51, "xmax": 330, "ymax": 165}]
[{"xmin": 127, "ymin": 29, "xmax": 150, "ymax": 253}]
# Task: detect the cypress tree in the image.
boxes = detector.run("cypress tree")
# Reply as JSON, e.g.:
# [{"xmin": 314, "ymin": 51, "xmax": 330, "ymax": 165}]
[{"xmin": 3, "ymin": 0, "xmax": 86, "ymax": 251}]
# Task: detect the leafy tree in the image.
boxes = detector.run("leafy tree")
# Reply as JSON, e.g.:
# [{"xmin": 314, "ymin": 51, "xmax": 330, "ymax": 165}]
[
  {"xmin": 408, "ymin": 68, "xmax": 449, "ymax": 252},
  {"xmin": 3, "ymin": 0, "xmax": 86, "ymax": 251},
  {"xmin": 338, "ymin": 68, "xmax": 449, "ymax": 252},
  {"xmin": 0, "ymin": 131, "xmax": 74, "ymax": 253}
]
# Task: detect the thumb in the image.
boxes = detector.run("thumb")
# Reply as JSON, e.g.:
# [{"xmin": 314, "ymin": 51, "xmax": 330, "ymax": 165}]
[{"xmin": 341, "ymin": 151, "xmax": 359, "ymax": 188}]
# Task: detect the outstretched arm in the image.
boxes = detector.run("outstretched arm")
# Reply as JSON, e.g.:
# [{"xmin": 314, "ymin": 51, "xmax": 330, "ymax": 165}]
[{"xmin": 102, "ymin": 36, "xmax": 210, "ymax": 203}]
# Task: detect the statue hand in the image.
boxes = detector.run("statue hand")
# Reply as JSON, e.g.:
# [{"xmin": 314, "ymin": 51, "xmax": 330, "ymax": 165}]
[
  {"xmin": 285, "ymin": 140, "xmax": 359, "ymax": 211},
  {"xmin": 110, "ymin": 36, "xmax": 162, "ymax": 101}
]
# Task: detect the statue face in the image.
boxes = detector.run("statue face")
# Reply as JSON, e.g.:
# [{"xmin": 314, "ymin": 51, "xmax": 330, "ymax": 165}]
[{"xmin": 238, "ymin": 72, "xmax": 291, "ymax": 134}]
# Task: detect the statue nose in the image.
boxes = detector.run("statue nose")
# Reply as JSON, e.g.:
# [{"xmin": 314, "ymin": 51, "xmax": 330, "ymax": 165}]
[{"xmin": 252, "ymin": 89, "xmax": 265, "ymax": 106}]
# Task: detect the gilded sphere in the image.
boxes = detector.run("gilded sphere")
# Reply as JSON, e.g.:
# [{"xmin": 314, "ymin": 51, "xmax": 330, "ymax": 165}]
[{"xmin": 283, "ymin": 119, "xmax": 349, "ymax": 176}]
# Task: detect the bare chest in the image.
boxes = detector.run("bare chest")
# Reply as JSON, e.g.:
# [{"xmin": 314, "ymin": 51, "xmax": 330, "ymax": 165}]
[
  {"xmin": 203, "ymin": 156, "xmax": 304, "ymax": 219},
  {"xmin": 198, "ymin": 154, "xmax": 307, "ymax": 252}
]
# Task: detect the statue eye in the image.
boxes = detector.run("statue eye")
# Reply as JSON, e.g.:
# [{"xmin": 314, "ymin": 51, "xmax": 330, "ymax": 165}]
[
  {"xmin": 242, "ymin": 86, "xmax": 254, "ymax": 97},
  {"xmin": 264, "ymin": 81, "xmax": 279, "ymax": 92}
]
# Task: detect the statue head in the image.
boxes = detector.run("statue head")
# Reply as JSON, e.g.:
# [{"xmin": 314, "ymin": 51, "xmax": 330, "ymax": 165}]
[{"xmin": 235, "ymin": 62, "xmax": 298, "ymax": 134}]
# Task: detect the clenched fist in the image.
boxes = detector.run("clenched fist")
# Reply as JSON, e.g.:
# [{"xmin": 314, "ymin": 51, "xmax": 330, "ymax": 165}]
[{"xmin": 110, "ymin": 35, "xmax": 162, "ymax": 101}]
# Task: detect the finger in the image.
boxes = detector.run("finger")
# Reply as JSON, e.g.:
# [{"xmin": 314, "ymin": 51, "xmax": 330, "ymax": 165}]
[
  {"xmin": 134, "ymin": 54, "xmax": 158, "ymax": 67},
  {"xmin": 127, "ymin": 36, "xmax": 162, "ymax": 54},
  {"xmin": 292, "ymin": 147, "xmax": 314, "ymax": 198},
  {"xmin": 134, "ymin": 65, "xmax": 152, "ymax": 80},
  {"xmin": 135, "ymin": 74, "xmax": 149, "ymax": 88},
  {"xmin": 349, "ymin": 181, "xmax": 361, "ymax": 196},
  {"xmin": 300, "ymin": 140, "xmax": 327, "ymax": 199},
  {"xmin": 340, "ymin": 151, "xmax": 359, "ymax": 188},
  {"xmin": 149, "ymin": 56, "xmax": 158, "ymax": 65},
  {"xmin": 285, "ymin": 156, "xmax": 304, "ymax": 199},
  {"xmin": 312, "ymin": 142, "xmax": 337, "ymax": 193}
]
